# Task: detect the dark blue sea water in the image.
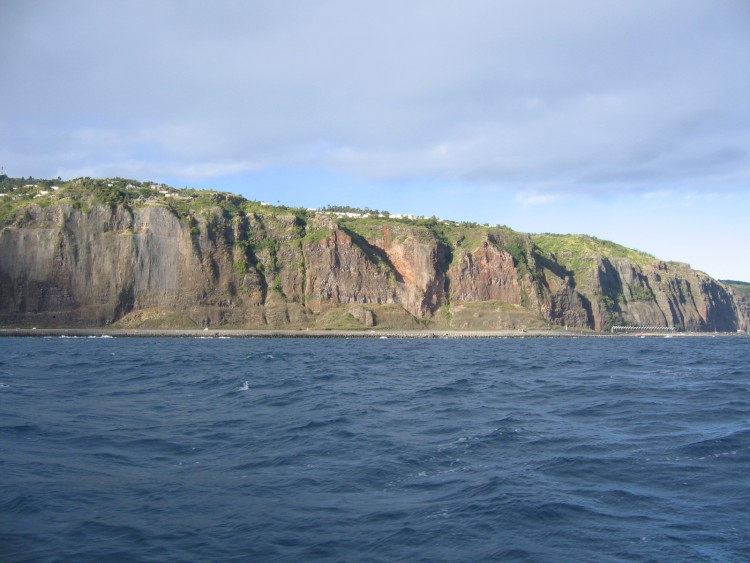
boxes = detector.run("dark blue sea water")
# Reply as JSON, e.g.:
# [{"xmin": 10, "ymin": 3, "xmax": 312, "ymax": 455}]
[{"xmin": 1, "ymin": 336, "xmax": 749, "ymax": 562}]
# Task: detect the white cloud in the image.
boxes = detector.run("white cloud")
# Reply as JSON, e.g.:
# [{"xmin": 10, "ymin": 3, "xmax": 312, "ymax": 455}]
[
  {"xmin": 1, "ymin": 0, "xmax": 748, "ymax": 200},
  {"xmin": 641, "ymin": 190, "xmax": 672, "ymax": 200},
  {"xmin": 514, "ymin": 191, "xmax": 564, "ymax": 207}
]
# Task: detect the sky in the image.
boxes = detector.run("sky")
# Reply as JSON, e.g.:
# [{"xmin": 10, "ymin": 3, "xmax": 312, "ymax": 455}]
[{"xmin": 2, "ymin": 0, "xmax": 749, "ymax": 280}]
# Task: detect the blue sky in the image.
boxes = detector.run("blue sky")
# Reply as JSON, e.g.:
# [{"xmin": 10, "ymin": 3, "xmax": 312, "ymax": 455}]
[{"xmin": 2, "ymin": 1, "xmax": 749, "ymax": 280}]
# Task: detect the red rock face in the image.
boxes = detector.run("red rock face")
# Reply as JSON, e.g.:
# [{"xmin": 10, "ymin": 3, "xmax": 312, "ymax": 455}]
[
  {"xmin": 303, "ymin": 229, "xmax": 397, "ymax": 310},
  {"xmin": 448, "ymin": 242, "xmax": 521, "ymax": 304},
  {"xmin": 370, "ymin": 225, "xmax": 447, "ymax": 318},
  {"xmin": 297, "ymin": 223, "xmax": 447, "ymax": 319}
]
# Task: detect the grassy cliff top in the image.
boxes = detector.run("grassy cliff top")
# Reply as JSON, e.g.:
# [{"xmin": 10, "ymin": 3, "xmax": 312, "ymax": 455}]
[
  {"xmin": 0, "ymin": 175, "xmax": 516, "ymax": 246},
  {"xmin": 0, "ymin": 175, "xmax": 310, "ymax": 225},
  {"xmin": 531, "ymin": 233, "xmax": 656, "ymax": 271},
  {"xmin": 722, "ymin": 280, "xmax": 750, "ymax": 299},
  {"xmin": 1, "ymin": 174, "xmax": 664, "ymax": 274}
]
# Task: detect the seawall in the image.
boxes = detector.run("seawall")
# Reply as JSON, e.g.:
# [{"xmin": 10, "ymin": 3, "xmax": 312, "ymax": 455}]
[{"xmin": 1, "ymin": 328, "xmax": 746, "ymax": 339}]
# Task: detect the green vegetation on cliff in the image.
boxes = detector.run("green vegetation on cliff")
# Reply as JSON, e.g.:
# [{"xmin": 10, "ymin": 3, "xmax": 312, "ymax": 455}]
[
  {"xmin": 0, "ymin": 176, "xmax": 629, "ymax": 286},
  {"xmin": 0, "ymin": 175, "xmax": 745, "ymax": 332},
  {"xmin": 0, "ymin": 175, "xmax": 309, "ymax": 228},
  {"xmin": 532, "ymin": 233, "xmax": 655, "ymax": 272},
  {"xmin": 722, "ymin": 280, "xmax": 750, "ymax": 324},
  {"xmin": 723, "ymin": 280, "xmax": 750, "ymax": 299}
]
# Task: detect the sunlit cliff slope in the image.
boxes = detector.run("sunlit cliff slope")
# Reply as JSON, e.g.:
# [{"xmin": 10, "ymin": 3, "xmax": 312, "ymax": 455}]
[{"xmin": 0, "ymin": 176, "xmax": 746, "ymax": 331}]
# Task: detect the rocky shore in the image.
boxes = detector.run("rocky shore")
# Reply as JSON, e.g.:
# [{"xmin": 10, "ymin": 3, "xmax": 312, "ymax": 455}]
[{"xmin": 1, "ymin": 328, "xmax": 746, "ymax": 339}]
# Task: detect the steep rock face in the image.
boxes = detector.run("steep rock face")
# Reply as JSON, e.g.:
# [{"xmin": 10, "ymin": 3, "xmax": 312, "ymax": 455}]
[
  {"xmin": 0, "ymin": 205, "xmax": 130, "ymax": 318},
  {"xmin": 299, "ymin": 222, "xmax": 448, "ymax": 320},
  {"xmin": 0, "ymin": 199, "xmax": 745, "ymax": 331},
  {"xmin": 724, "ymin": 284, "xmax": 750, "ymax": 330},
  {"xmin": 372, "ymin": 225, "xmax": 447, "ymax": 318},
  {"xmin": 303, "ymin": 229, "xmax": 397, "ymax": 309},
  {"xmin": 542, "ymin": 277, "xmax": 593, "ymax": 329},
  {"xmin": 586, "ymin": 257, "xmax": 742, "ymax": 331},
  {"xmin": 0, "ymin": 204, "xmax": 248, "ymax": 326},
  {"xmin": 443, "ymin": 236, "xmax": 592, "ymax": 329},
  {"xmin": 245, "ymin": 212, "xmax": 305, "ymax": 304},
  {"xmin": 448, "ymin": 241, "xmax": 521, "ymax": 303}
]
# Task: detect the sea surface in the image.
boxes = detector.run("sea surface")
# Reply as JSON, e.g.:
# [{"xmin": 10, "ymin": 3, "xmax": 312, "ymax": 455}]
[{"xmin": 1, "ymin": 336, "xmax": 749, "ymax": 562}]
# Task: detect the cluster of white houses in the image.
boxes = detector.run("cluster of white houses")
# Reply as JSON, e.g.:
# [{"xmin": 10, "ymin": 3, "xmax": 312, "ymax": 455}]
[{"xmin": 0, "ymin": 184, "xmax": 61, "ymax": 200}]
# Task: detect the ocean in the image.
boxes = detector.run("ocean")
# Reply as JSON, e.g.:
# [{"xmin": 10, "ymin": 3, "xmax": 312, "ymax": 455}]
[{"xmin": 1, "ymin": 336, "xmax": 749, "ymax": 562}]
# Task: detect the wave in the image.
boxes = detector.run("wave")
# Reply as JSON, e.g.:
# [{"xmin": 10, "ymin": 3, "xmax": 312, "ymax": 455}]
[
  {"xmin": 677, "ymin": 428, "xmax": 750, "ymax": 459},
  {"xmin": 2, "ymin": 336, "xmax": 747, "ymax": 562}
]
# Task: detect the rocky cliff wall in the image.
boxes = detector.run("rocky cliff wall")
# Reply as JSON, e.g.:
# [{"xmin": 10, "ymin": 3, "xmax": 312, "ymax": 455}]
[
  {"xmin": 585, "ymin": 257, "xmax": 744, "ymax": 331},
  {"xmin": 0, "ymin": 200, "xmax": 744, "ymax": 331}
]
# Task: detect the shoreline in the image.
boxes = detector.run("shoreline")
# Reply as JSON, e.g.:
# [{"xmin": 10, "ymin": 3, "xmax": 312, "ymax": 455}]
[{"xmin": 0, "ymin": 328, "xmax": 746, "ymax": 339}]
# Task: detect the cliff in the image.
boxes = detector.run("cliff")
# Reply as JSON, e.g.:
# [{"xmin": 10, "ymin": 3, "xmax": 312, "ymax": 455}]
[
  {"xmin": 722, "ymin": 281, "xmax": 750, "ymax": 328},
  {"xmin": 0, "ymin": 176, "xmax": 746, "ymax": 332}
]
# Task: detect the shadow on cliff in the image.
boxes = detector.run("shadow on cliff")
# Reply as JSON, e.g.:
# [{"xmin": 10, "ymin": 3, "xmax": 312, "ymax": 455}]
[
  {"xmin": 113, "ymin": 284, "xmax": 135, "ymax": 321},
  {"xmin": 340, "ymin": 227, "xmax": 404, "ymax": 283},
  {"xmin": 532, "ymin": 252, "xmax": 576, "ymax": 287}
]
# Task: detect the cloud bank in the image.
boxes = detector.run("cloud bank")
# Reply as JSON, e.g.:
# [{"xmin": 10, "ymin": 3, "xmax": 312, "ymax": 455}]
[{"xmin": 1, "ymin": 0, "xmax": 749, "ymax": 200}]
